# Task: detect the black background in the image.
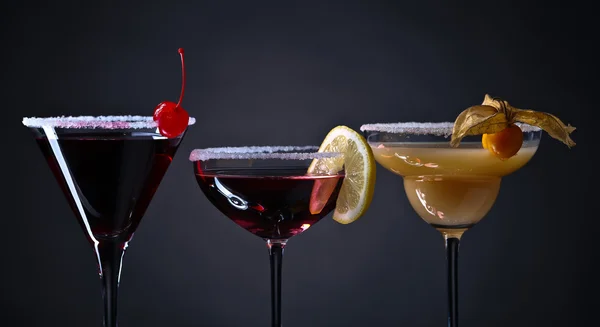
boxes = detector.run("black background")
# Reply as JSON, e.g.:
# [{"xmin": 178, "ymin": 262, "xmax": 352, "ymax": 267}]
[{"xmin": 2, "ymin": 1, "xmax": 595, "ymax": 326}]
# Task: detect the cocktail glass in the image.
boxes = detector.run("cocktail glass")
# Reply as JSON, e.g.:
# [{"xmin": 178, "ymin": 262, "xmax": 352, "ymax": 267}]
[
  {"xmin": 23, "ymin": 115, "xmax": 195, "ymax": 327},
  {"xmin": 190, "ymin": 146, "xmax": 345, "ymax": 327},
  {"xmin": 360, "ymin": 122, "xmax": 541, "ymax": 327}
]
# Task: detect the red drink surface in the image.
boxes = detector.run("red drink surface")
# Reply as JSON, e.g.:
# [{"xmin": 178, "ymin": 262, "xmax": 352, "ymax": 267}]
[
  {"xmin": 37, "ymin": 133, "xmax": 181, "ymax": 242},
  {"xmin": 195, "ymin": 167, "xmax": 344, "ymax": 240}
]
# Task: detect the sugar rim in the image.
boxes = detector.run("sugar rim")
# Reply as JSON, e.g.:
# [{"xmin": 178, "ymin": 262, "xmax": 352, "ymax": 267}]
[
  {"xmin": 189, "ymin": 146, "xmax": 343, "ymax": 161},
  {"xmin": 22, "ymin": 115, "xmax": 196, "ymax": 129},
  {"xmin": 360, "ymin": 122, "xmax": 541, "ymax": 136}
]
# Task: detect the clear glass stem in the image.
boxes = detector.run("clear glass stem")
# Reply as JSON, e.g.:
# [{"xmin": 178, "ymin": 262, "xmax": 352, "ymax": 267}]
[
  {"xmin": 267, "ymin": 239, "xmax": 286, "ymax": 327},
  {"xmin": 445, "ymin": 236, "xmax": 460, "ymax": 327},
  {"xmin": 96, "ymin": 240, "xmax": 128, "ymax": 327}
]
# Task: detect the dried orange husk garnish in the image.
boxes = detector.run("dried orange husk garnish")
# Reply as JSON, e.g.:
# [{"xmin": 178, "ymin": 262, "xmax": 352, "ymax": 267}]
[{"xmin": 450, "ymin": 94, "xmax": 576, "ymax": 158}]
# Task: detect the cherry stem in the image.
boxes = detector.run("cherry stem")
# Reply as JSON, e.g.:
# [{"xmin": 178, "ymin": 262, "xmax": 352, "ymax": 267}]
[{"xmin": 175, "ymin": 48, "xmax": 185, "ymax": 108}]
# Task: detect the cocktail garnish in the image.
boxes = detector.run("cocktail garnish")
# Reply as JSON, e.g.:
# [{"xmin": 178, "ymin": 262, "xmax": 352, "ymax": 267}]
[
  {"xmin": 308, "ymin": 125, "xmax": 376, "ymax": 224},
  {"xmin": 153, "ymin": 48, "xmax": 190, "ymax": 138},
  {"xmin": 481, "ymin": 124, "xmax": 523, "ymax": 159},
  {"xmin": 189, "ymin": 146, "xmax": 341, "ymax": 161},
  {"xmin": 22, "ymin": 115, "xmax": 196, "ymax": 129},
  {"xmin": 450, "ymin": 94, "xmax": 576, "ymax": 159}
]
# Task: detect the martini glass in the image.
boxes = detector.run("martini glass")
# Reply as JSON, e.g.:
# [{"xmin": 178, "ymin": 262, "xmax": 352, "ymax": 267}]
[
  {"xmin": 23, "ymin": 115, "xmax": 195, "ymax": 327},
  {"xmin": 360, "ymin": 122, "xmax": 542, "ymax": 327},
  {"xmin": 190, "ymin": 146, "xmax": 345, "ymax": 327}
]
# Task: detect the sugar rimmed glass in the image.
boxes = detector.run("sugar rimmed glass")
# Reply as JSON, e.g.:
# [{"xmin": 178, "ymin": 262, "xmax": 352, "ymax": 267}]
[
  {"xmin": 360, "ymin": 122, "xmax": 542, "ymax": 327},
  {"xmin": 190, "ymin": 146, "xmax": 345, "ymax": 327},
  {"xmin": 23, "ymin": 115, "xmax": 195, "ymax": 327}
]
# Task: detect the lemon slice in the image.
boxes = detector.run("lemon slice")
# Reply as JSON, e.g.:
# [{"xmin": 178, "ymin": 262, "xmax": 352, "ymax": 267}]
[{"xmin": 308, "ymin": 125, "xmax": 376, "ymax": 224}]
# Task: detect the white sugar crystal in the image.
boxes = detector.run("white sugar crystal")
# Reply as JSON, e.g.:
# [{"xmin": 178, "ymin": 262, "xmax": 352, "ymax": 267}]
[
  {"xmin": 360, "ymin": 122, "xmax": 455, "ymax": 136},
  {"xmin": 189, "ymin": 146, "xmax": 343, "ymax": 161},
  {"xmin": 360, "ymin": 122, "xmax": 540, "ymax": 136},
  {"xmin": 22, "ymin": 115, "xmax": 196, "ymax": 129}
]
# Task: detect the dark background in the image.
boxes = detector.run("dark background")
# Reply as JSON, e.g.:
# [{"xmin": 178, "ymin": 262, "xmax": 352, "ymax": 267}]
[{"xmin": 2, "ymin": 0, "xmax": 594, "ymax": 326}]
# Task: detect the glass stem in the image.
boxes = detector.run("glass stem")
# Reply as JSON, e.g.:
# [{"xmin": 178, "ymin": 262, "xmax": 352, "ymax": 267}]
[
  {"xmin": 96, "ymin": 240, "xmax": 128, "ymax": 327},
  {"xmin": 445, "ymin": 236, "xmax": 460, "ymax": 327},
  {"xmin": 267, "ymin": 239, "xmax": 286, "ymax": 327}
]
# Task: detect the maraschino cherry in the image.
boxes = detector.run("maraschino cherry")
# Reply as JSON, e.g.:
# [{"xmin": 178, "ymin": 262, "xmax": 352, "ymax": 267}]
[{"xmin": 154, "ymin": 48, "xmax": 190, "ymax": 138}]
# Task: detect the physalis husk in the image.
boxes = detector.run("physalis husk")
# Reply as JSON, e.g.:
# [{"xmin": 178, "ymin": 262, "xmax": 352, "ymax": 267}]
[{"xmin": 450, "ymin": 94, "xmax": 576, "ymax": 159}]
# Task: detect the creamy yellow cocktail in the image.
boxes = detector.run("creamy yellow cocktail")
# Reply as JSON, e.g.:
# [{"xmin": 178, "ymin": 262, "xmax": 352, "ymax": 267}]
[
  {"xmin": 371, "ymin": 142, "xmax": 538, "ymax": 233},
  {"xmin": 361, "ymin": 94, "xmax": 576, "ymax": 327}
]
